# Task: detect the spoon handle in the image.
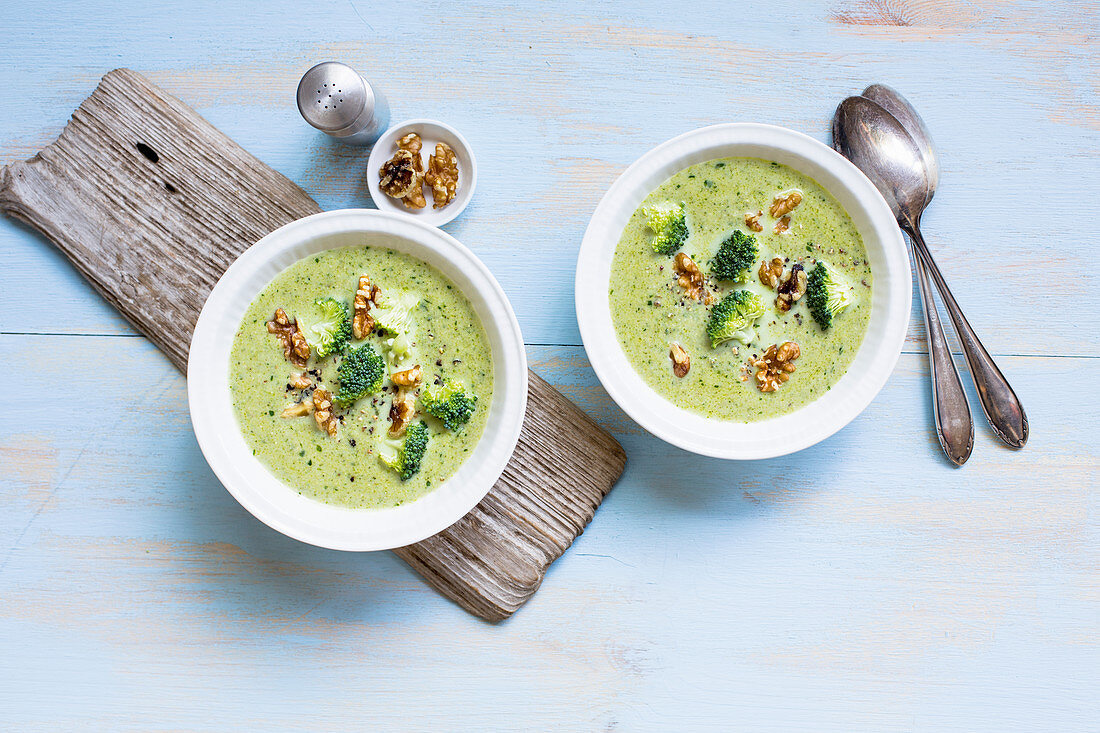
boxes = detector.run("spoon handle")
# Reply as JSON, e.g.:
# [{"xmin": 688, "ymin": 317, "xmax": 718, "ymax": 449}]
[
  {"xmin": 907, "ymin": 228, "xmax": 974, "ymax": 465},
  {"xmin": 909, "ymin": 226, "xmax": 1029, "ymax": 448}
]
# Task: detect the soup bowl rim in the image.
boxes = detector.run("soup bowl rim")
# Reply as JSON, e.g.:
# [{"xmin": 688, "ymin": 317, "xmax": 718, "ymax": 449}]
[
  {"xmin": 188, "ymin": 209, "xmax": 527, "ymax": 551},
  {"xmin": 574, "ymin": 122, "xmax": 911, "ymax": 459}
]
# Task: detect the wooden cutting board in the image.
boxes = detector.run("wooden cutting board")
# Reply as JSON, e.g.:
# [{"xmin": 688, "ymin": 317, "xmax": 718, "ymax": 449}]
[{"xmin": 0, "ymin": 68, "xmax": 626, "ymax": 622}]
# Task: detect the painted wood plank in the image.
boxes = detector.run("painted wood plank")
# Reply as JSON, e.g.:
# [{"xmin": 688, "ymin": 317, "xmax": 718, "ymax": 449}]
[
  {"xmin": 0, "ymin": 0, "xmax": 1097, "ymax": 728},
  {"xmin": 0, "ymin": 334, "xmax": 1096, "ymax": 730},
  {"xmin": 0, "ymin": 1, "xmax": 1096, "ymax": 358}
]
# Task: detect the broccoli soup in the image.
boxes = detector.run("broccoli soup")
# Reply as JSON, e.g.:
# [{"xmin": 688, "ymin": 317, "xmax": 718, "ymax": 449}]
[
  {"xmin": 229, "ymin": 245, "xmax": 493, "ymax": 509},
  {"xmin": 608, "ymin": 157, "xmax": 872, "ymax": 422}
]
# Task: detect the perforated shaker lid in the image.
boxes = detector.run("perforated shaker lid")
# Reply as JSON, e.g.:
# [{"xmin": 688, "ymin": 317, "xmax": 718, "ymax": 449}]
[{"xmin": 296, "ymin": 62, "xmax": 373, "ymax": 135}]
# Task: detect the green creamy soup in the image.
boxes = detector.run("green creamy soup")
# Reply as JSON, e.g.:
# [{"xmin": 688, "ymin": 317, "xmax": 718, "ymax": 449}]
[
  {"xmin": 229, "ymin": 245, "xmax": 493, "ymax": 509},
  {"xmin": 608, "ymin": 157, "xmax": 872, "ymax": 422}
]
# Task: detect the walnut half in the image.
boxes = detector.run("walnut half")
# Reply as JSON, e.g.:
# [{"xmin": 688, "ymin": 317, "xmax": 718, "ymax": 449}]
[
  {"xmin": 776, "ymin": 263, "xmax": 807, "ymax": 312},
  {"xmin": 391, "ymin": 365, "xmax": 423, "ymax": 388},
  {"xmin": 424, "ymin": 142, "xmax": 459, "ymax": 209},
  {"xmin": 281, "ymin": 400, "xmax": 313, "ymax": 418},
  {"xmin": 744, "ymin": 211, "xmax": 764, "ymax": 232},
  {"xmin": 313, "ymin": 387, "xmax": 338, "ymax": 437},
  {"xmin": 378, "ymin": 149, "xmax": 419, "ymax": 199},
  {"xmin": 751, "ymin": 342, "xmax": 800, "ymax": 393},
  {"xmin": 353, "ymin": 275, "xmax": 380, "ymax": 339},
  {"xmin": 388, "ymin": 390, "xmax": 416, "ymax": 436},
  {"xmin": 758, "ymin": 257, "xmax": 784, "ymax": 289},
  {"xmin": 669, "ymin": 343, "xmax": 690, "ymax": 378},
  {"xmin": 770, "ymin": 190, "xmax": 803, "ymax": 218},
  {"xmin": 266, "ymin": 308, "xmax": 310, "ymax": 368},
  {"xmin": 673, "ymin": 252, "xmax": 714, "ymax": 304},
  {"xmin": 396, "ymin": 133, "xmax": 427, "ymax": 209}
]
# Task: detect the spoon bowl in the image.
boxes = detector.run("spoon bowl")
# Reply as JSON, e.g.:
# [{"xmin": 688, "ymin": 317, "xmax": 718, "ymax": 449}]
[
  {"xmin": 862, "ymin": 83, "xmax": 940, "ymax": 203},
  {"xmin": 831, "ymin": 95, "xmax": 930, "ymax": 227}
]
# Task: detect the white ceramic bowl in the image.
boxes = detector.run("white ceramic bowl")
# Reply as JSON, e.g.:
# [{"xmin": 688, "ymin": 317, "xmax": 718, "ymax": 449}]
[
  {"xmin": 188, "ymin": 210, "xmax": 526, "ymax": 551},
  {"xmin": 366, "ymin": 119, "xmax": 477, "ymax": 227},
  {"xmin": 575, "ymin": 123, "xmax": 911, "ymax": 460}
]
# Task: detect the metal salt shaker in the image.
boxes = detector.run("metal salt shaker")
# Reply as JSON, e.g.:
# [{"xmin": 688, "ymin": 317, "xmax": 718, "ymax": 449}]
[{"xmin": 296, "ymin": 62, "xmax": 389, "ymax": 145}]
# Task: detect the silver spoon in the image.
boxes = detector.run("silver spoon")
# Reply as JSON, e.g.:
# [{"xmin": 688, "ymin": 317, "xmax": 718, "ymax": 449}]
[
  {"xmin": 860, "ymin": 84, "xmax": 1028, "ymax": 450},
  {"xmin": 832, "ymin": 95, "xmax": 973, "ymax": 465}
]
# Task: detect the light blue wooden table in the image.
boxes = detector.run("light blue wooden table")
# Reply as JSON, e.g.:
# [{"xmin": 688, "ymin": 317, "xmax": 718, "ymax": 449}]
[{"xmin": 2, "ymin": 1, "xmax": 1097, "ymax": 730}]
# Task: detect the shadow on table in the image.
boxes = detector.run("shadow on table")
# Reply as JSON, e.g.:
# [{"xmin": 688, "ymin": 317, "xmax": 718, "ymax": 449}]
[
  {"xmin": 170, "ymin": 433, "xmax": 435, "ymax": 627},
  {"xmin": 607, "ymin": 398, "xmax": 904, "ymax": 521}
]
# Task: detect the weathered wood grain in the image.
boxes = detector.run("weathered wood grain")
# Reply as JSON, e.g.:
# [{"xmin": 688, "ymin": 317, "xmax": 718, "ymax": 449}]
[
  {"xmin": 0, "ymin": 68, "xmax": 625, "ymax": 622},
  {"xmin": 395, "ymin": 370, "xmax": 626, "ymax": 620},
  {"xmin": 0, "ymin": 70, "xmax": 321, "ymax": 369}
]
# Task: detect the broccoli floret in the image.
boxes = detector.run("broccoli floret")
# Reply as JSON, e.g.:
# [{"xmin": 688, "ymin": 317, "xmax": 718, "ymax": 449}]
[
  {"xmin": 420, "ymin": 381, "xmax": 477, "ymax": 430},
  {"xmin": 806, "ymin": 262, "xmax": 854, "ymax": 330},
  {"xmin": 334, "ymin": 344, "xmax": 385, "ymax": 407},
  {"xmin": 378, "ymin": 422, "xmax": 429, "ymax": 480},
  {"xmin": 305, "ymin": 297, "xmax": 352, "ymax": 359},
  {"xmin": 643, "ymin": 204, "xmax": 689, "ymax": 256},
  {"xmin": 709, "ymin": 230, "xmax": 758, "ymax": 282},
  {"xmin": 706, "ymin": 289, "xmax": 766, "ymax": 347},
  {"xmin": 373, "ymin": 290, "xmax": 420, "ymax": 336},
  {"xmin": 373, "ymin": 290, "xmax": 420, "ymax": 359}
]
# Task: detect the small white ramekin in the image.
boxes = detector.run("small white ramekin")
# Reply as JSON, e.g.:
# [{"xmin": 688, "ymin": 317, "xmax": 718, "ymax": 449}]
[
  {"xmin": 366, "ymin": 119, "xmax": 477, "ymax": 227},
  {"xmin": 575, "ymin": 123, "xmax": 911, "ymax": 460},
  {"xmin": 188, "ymin": 210, "xmax": 526, "ymax": 551}
]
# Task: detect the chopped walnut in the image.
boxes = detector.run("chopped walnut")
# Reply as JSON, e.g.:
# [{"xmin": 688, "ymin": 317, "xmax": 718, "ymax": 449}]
[
  {"xmin": 770, "ymin": 190, "xmax": 803, "ymax": 218},
  {"xmin": 669, "ymin": 343, "xmax": 690, "ymax": 378},
  {"xmin": 266, "ymin": 308, "xmax": 310, "ymax": 368},
  {"xmin": 281, "ymin": 401, "xmax": 313, "ymax": 418},
  {"xmin": 391, "ymin": 365, "xmax": 423, "ymax": 388},
  {"xmin": 352, "ymin": 275, "xmax": 380, "ymax": 339},
  {"xmin": 378, "ymin": 149, "xmax": 419, "ymax": 199},
  {"xmin": 388, "ymin": 390, "xmax": 416, "ymax": 436},
  {"xmin": 424, "ymin": 142, "xmax": 459, "ymax": 209},
  {"xmin": 397, "ymin": 133, "xmax": 424, "ymax": 171},
  {"xmin": 744, "ymin": 211, "xmax": 764, "ymax": 232},
  {"xmin": 758, "ymin": 257, "xmax": 784, "ymax": 289},
  {"xmin": 751, "ymin": 341, "xmax": 800, "ymax": 393},
  {"xmin": 776, "ymin": 263, "xmax": 807, "ymax": 312},
  {"xmin": 290, "ymin": 373, "xmax": 312, "ymax": 390},
  {"xmin": 773, "ymin": 215, "xmax": 791, "ymax": 234},
  {"xmin": 396, "ymin": 133, "xmax": 427, "ymax": 209},
  {"xmin": 673, "ymin": 252, "xmax": 713, "ymax": 304},
  {"xmin": 402, "ymin": 184, "xmax": 426, "ymax": 208},
  {"xmin": 312, "ymin": 387, "xmax": 338, "ymax": 437}
]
